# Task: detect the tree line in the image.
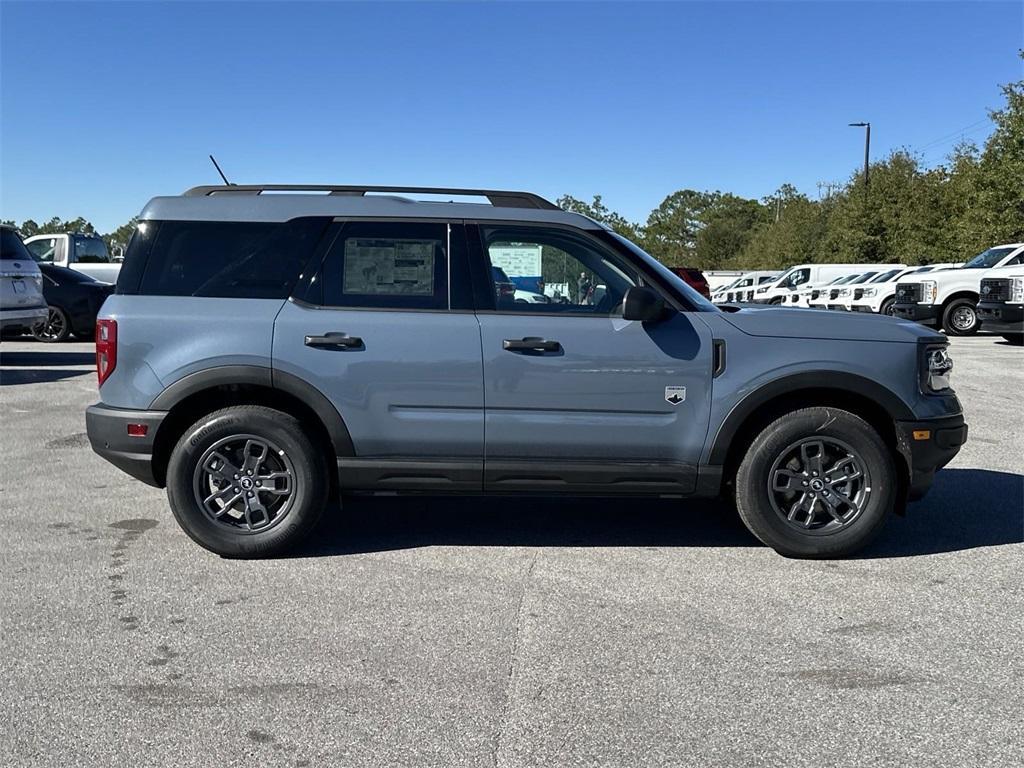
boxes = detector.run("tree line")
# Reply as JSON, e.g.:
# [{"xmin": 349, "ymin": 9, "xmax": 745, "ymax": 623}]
[
  {"xmin": 6, "ymin": 63, "xmax": 1020, "ymax": 272},
  {"xmin": 559, "ymin": 63, "xmax": 1022, "ymax": 271}
]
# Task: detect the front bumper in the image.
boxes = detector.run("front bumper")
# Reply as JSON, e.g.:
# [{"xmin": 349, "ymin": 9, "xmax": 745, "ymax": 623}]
[
  {"xmin": 977, "ymin": 302, "xmax": 1024, "ymax": 334},
  {"xmin": 86, "ymin": 403, "xmax": 166, "ymax": 487},
  {"xmin": 893, "ymin": 303, "xmax": 939, "ymax": 325},
  {"xmin": 895, "ymin": 413, "xmax": 968, "ymax": 501}
]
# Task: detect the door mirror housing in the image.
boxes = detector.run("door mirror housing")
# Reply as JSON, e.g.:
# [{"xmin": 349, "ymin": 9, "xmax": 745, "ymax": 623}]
[{"xmin": 623, "ymin": 286, "xmax": 665, "ymax": 323}]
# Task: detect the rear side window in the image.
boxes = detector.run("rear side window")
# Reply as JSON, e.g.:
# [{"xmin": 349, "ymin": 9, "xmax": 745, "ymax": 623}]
[
  {"xmin": 1, "ymin": 228, "xmax": 32, "ymax": 260},
  {"xmin": 74, "ymin": 236, "xmax": 111, "ymax": 263},
  {"xmin": 129, "ymin": 219, "xmax": 328, "ymax": 298},
  {"xmin": 320, "ymin": 221, "xmax": 451, "ymax": 310}
]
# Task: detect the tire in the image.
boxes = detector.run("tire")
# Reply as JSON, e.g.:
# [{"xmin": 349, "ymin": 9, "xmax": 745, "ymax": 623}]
[
  {"xmin": 734, "ymin": 407, "xmax": 896, "ymax": 558},
  {"xmin": 941, "ymin": 298, "xmax": 979, "ymax": 336},
  {"xmin": 32, "ymin": 306, "xmax": 71, "ymax": 343},
  {"xmin": 769, "ymin": 297, "xmax": 784, "ymax": 305},
  {"xmin": 166, "ymin": 406, "xmax": 328, "ymax": 558},
  {"xmin": 879, "ymin": 297, "xmax": 896, "ymax": 317},
  {"xmin": 1002, "ymin": 334, "xmax": 1023, "ymax": 346}
]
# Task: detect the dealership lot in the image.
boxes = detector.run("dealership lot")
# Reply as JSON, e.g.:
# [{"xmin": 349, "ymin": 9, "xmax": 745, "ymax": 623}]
[{"xmin": 1, "ymin": 336, "xmax": 1021, "ymax": 767}]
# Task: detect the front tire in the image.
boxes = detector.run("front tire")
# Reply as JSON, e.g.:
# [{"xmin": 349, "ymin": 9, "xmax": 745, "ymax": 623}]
[
  {"xmin": 942, "ymin": 298, "xmax": 979, "ymax": 336},
  {"xmin": 166, "ymin": 406, "xmax": 328, "ymax": 557},
  {"xmin": 735, "ymin": 407, "xmax": 896, "ymax": 558},
  {"xmin": 879, "ymin": 297, "xmax": 896, "ymax": 317}
]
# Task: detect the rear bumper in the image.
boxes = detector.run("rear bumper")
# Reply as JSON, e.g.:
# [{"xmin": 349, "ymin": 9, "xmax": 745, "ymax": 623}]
[
  {"xmin": 0, "ymin": 305, "xmax": 47, "ymax": 330},
  {"xmin": 893, "ymin": 303, "xmax": 939, "ymax": 324},
  {"xmin": 86, "ymin": 403, "xmax": 166, "ymax": 487},
  {"xmin": 895, "ymin": 413, "xmax": 968, "ymax": 501},
  {"xmin": 977, "ymin": 302, "xmax": 1023, "ymax": 334}
]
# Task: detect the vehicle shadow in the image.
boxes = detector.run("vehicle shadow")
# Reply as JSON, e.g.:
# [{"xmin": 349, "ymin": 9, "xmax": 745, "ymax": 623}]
[
  {"xmin": 0, "ymin": 348, "xmax": 95, "ymax": 386},
  {"xmin": 291, "ymin": 468, "xmax": 1022, "ymax": 559},
  {"xmin": 292, "ymin": 496, "xmax": 758, "ymax": 557},
  {"xmin": 864, "ymin": 468, "xmax": 1024, "ymax": 558},
  {"xmin": 0, "ymin": 349, "xmax": 95, "ymax": 367}
]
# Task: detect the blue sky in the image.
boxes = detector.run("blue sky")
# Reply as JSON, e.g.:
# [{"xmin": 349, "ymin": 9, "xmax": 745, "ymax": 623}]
[{"xmin": 1, "ymin": 1, "xmax": 1021, "ymax": 232}]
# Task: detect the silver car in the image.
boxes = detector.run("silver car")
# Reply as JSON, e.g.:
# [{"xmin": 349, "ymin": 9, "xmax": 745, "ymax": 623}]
[{"xmin": 0, "ymin": 225, "xmax": 47, "ymax": 334}]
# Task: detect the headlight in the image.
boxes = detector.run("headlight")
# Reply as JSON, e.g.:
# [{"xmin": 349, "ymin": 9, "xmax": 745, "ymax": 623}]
[
  {"xmin": 1010, "ymin": 276, "xmax": 1024, "ymax": 303},
  {"xmin": 756, "ymin": 286, "xmax": 768, "ymax": 294},
  {"xmin": 862, "ymin": 287, "xmax": 877, "ymax": 298},
  {"xmin": 920, "ymin": 280, "xmax": 937, "ymax": 304},
  {"xmin": 924, "ymin": 345, "xmax": 953, "ymax": 392},
  {"xmin": 837, "ymin": 288, "xmax": 850, "ymax": 297}
]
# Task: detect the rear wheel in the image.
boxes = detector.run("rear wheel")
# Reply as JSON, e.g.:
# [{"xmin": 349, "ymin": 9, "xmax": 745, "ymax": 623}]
[
  {"xmin": 942, "ymin": 298, "xmax": 979, "ymax": 336},
  {"xmin": 32, "ymin": 306, "xmax": 71, "ymax": 342},
  {"xmin": 166, "ymin": 406, "xmax": 328, "ymax": 557},
  {"xmin": 735, "ymin": 407, "xmax": 896, "ymax": 558}
]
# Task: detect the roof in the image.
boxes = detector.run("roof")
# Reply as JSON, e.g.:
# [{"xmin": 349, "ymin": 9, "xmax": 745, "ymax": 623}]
[{"xmin": 138, "ymin": 184, "xmax": 608, "ymax": 229}]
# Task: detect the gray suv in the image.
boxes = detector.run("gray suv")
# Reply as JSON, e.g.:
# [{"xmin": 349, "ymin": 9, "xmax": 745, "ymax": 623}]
[{"xmin": 86, "ymin": 185, "xmax": 967, "ymax": 559}]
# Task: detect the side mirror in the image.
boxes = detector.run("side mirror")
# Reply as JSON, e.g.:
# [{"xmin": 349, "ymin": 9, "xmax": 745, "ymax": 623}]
[{"xmin": 623, "ymin": 286, "xmax": 665, "ymax": 323}]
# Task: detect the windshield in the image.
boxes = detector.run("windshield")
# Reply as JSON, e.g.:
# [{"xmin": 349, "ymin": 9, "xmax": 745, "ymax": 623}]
[
  {"xmin": 871, "ymin": 269, "xmax": 901, "ymax": 283},
  {"xmin": 962, "ymin": 246, "xmax": 1015, "ymax": 269},
  {"xmin": 850, "ymin": 272, "xmax": 878, "ymax": 284},
  {"xmin": 606, "ymin": 232, "xmax": 717, "ymax": 311}
]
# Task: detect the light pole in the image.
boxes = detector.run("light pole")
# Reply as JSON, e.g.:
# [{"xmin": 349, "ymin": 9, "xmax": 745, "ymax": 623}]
[{"xmin": 848, "ymin": 122, "xmax": 871, "ymax": 187}]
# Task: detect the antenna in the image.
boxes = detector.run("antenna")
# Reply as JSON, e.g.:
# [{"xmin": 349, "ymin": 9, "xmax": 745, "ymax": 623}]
[{"xmin": 209, "ymin": 155, "xmax": 233, "ymax": 185}]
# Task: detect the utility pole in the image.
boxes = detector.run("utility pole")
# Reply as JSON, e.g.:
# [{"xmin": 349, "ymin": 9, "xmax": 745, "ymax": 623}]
[{"xmin": 848, "ymin": 122, "xmax": 871, "ymax": 187}]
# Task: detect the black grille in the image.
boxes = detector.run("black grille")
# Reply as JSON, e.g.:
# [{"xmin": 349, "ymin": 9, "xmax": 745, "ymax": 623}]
[
  {"xmin": 980, "ymin": 278, "xmax": 1009, "ymax": 302},
  {"xmin": 810, "ymin": 290, "xmax": 820, "ymax": 300},
  {"xmin": 895, "ymin": 283, "xmax": 922, "ymax": 303},
  {"xmin": 828, "ymin": 289, "xmax": 840, "ymax": 300},
  {"xmin": 853, "ymin": 288, "xmax": 864, "ymax": 300}
]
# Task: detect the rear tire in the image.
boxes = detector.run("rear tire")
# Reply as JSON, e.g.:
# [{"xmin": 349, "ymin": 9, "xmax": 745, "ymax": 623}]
[
  {"xmin": 941, "ymin": 298, "xmax": 979, "ymax": 336},
  {"xmin": 166, "ymin": 406, "xmax": 328, "ymax": 558},
  {"xmin": 32, "ymin": 306, "xmax": 71, "ymax": 342},
  {"xmin": 735, "ymin": 407, "xmax": 896, "ymax": 558}
]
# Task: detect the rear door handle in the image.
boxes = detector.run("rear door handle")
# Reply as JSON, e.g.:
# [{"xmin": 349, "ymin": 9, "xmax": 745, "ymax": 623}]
[
  {"xmin": 304, "ymin": 332, "xmax": 364, "ymax": 349},
  {"xmin": 502, "ymin": 337, "xmax": 562, "ymax": 353}
]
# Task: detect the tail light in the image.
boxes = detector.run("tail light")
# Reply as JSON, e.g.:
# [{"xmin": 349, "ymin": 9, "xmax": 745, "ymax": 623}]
[{"xmin": 96, "ymin": 319, "xmax": 117, "ymax": 386}]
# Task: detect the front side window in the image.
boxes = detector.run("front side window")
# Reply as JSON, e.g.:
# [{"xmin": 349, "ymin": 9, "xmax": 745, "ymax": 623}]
[
  {"xmin": 322, "ymin": 221, "xmax": 449, "ymax": 310},
  {"xmin": 26, "ymin": 237, "xmax": 58, "ymax": 262},
  {"xmin": 74, "ymin": 236, "xmax": 110, "ymax": 263},
  {"xmin": 784, "ymin": 268, "xmax": 810, "ymax": 288},
  {"xmin": 481, "ymin": 226, "xmax": 637, "ymax": 314}
]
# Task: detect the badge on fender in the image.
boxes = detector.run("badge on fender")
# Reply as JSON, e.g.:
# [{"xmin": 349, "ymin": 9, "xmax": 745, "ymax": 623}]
[{"xmin": 665, "ymin": 386, "xmax": 686, "ymax": 405}]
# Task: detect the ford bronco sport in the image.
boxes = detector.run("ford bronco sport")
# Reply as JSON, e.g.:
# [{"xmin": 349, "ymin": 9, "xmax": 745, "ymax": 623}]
[{"xmin": 86, "ymin": 185, "xmax": 967, "ymax": 559}]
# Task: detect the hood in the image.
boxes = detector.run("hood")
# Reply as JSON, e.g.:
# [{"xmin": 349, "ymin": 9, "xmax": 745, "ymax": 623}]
[{"xmin": 720, "ymin": 306, "xmax": 944, "ymax": 343}]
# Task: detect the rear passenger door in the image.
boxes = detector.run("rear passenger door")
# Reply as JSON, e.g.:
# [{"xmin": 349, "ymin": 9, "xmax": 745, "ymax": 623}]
[{"xmin": 273, "ymin": 220, "xmax": 484, "ymax": 491}]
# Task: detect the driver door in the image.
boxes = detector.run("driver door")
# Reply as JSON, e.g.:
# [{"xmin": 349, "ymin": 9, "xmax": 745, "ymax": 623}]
[{"xmin": 471, "ymin": 223, "xmax": 714, "ymax": 493}]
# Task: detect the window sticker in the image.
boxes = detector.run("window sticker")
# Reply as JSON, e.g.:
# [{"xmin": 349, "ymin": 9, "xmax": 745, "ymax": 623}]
[{"xmin": 343, "ymin": 239, "xmax": 437, "ymax": 296}]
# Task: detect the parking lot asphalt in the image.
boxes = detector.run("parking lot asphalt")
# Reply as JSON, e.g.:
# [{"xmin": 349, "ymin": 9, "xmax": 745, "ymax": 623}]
[{"xmin": 1, "ymin": 335, "xmax": 1021, "ymax": 768}]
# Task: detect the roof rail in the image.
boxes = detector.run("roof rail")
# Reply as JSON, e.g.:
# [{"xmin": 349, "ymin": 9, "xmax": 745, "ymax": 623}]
[{"xmin": 182, "ymin": 184, "xmax": 559, "ymax": 210}]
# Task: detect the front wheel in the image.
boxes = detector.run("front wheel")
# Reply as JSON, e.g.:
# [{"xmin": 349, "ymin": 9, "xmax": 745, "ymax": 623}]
[
  {"xmin": 735, "ymin": 407, "xmax": 896, "ymax": 558},
  {"xmin": 879, "ymin": 297, "xmax": 896, "ymax": 317},
  {"xmin": 166, "ymin": 406, "xmax": 328, "ymax": 557},
  {"xmin": 942, "ymin": 298, "xmax": 979, "ymax": 336}
]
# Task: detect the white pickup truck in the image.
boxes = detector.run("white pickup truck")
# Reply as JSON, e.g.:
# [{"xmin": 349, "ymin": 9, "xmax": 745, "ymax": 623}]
[
  {"xmin": 847, "ymin": 264, "xmax": 961, "ymax": 315},
  {"xmin": 893, "ymin": 244, "xmax": 1024, "ymax": 335},
  {"xmin": 977, "ymin": 263, "xmax": 1024, "ymax": 344},
  {"xmin": 23, "ymin": 233, "xmax": 121, "ymax": 283}
]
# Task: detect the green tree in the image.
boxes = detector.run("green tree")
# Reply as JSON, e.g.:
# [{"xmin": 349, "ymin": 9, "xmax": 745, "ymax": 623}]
[{"xmin": 557, "ymin": 194, "xmax": 641, "ymax": 241}]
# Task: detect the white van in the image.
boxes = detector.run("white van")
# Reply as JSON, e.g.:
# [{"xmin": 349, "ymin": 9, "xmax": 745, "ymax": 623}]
[{"xmin": 752, "ymin": 263, "xmax": 902, "ymax": 305}]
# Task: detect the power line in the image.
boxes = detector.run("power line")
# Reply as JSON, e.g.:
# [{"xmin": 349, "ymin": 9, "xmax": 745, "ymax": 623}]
[{"xmin": 916, "ymin": 118, "xmax": 991, "ymax": 152}]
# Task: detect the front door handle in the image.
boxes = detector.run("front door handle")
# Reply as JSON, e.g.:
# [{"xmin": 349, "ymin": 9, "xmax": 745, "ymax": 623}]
[
  {"xmin": 502, "ymin": 337, "xmax": 562, "ymax": 353},
  {"xmin": 304, "ymin": 332, "xmax": 364, "ymax": 349}
]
